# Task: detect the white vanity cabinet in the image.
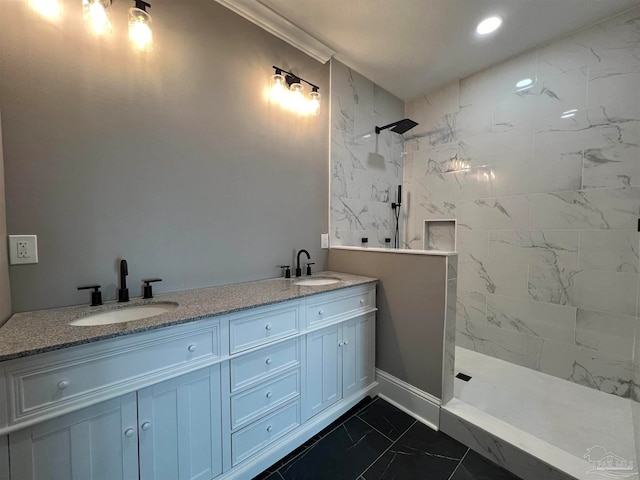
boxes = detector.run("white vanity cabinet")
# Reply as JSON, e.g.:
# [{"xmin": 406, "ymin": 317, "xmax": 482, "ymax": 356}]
[
  {"xmin": 138, "ymin": 366, "xmax": 222, "ymax": 480},
  {"xmin": 0, "ymin": 281, "xmax": 377, "ymax": 480},
  {"xmin": 9, "ymin": 365, "xmax": 222, "ymax": 480},
  {"xmin": 304, "ymin": 285, "xmax": 375, "ymax": 420},
  {"xmin": 305, "ymin": 313, "xmax": 375, "ymax": 420},
  {"xmin": 1, "ymin": 435, "xmax": 9, "ymax": 480},
  {"xmin": 9, "ymin": 393, "xmax": 139, "ymax": 480}
]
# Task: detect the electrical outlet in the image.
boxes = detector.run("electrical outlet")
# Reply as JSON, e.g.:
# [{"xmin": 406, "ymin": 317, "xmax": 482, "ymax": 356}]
[
  {"xmin": 321, "ymin": 233, "xmax": 329, "ymax": 249},
  {"xmin": 17, "ymin": 241, "xmax": 29, "ymax": 258},
  {"xmin": 9, "ymin": 235, "xmax": 38, "ymax": 265}
]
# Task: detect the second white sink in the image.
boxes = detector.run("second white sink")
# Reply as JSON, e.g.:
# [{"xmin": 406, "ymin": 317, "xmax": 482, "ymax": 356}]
[
  {"xmin": 69, "ymin": 303, "xmax": 178, "ymax": 326},
  {"xmin": 294, "ymin": 277, "xmax": 341, "ymax": 286}
]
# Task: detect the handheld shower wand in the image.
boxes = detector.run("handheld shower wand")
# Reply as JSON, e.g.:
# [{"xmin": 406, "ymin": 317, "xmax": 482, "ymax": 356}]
[{"xmin": 391, "ymin": 185, "xmax": 402, "ymax": 249}]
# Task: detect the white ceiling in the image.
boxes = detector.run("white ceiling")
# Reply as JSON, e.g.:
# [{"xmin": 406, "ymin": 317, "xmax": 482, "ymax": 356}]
[{"xmin": 257, "ymin": 0, "xmax": 640, "ymax": 100}]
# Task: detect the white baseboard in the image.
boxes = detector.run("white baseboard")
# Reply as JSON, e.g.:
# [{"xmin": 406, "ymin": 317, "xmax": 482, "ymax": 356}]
[{"xmin": 375, "ymin": 369, "xmax": 441, "ymax": 430}]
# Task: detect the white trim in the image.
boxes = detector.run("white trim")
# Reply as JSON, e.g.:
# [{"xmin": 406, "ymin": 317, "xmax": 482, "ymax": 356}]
[
  {"xmin": 331, "ymin": 246, "xmax": 457, "ymax": 256},
  {"xmin": 214, "ymin": 0, "xmax": 335, "ymax": 63},
  {"xmin": 375, "ymin": 368, "xmax": 440, "ymax": 430}
]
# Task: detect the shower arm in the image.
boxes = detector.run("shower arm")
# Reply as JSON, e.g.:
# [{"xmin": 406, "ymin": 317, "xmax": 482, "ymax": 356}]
[
  {"xmin": 374, "ymin": 118, "xmax": 418, "ymax": 135},
  {"xmin": 375, "ymin": 122, "xmax": 398, "ymax": 134}
]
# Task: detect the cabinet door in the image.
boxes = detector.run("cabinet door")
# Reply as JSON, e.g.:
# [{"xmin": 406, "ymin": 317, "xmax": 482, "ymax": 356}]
[
  {"xmin": 9, "ymin": 393, "xmax": 138, "ymax": 480},
  {"xmin": 138, "ymin": 366, "xmax": 222, "ymax": 480},
  {"xmin": 343, "ymin": 314, "xmax": 374, "ymax": 399},
  {"xmin": 1, "ymin": 435, "xmax": 8, "ymax": 480},
  {"xmin": 305, "ymin": 324, "xmax": 342, "ymax": 420}
]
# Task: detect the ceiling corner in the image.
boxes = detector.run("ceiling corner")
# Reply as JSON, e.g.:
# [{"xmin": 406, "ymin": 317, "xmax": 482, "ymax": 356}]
[{"xmin": 215, "ymin": 0, "xmax": 336, "ymax": 64}]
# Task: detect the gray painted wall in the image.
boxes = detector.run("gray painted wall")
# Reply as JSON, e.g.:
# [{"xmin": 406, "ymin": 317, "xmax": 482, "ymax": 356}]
[
  {"xmin": 328, "ymin": 248, "xmax": 447, "ymax": 398},
  {"xmin": 0, "ymin": 111, "xmax": 11, "ymax": 323},
  {"xmin": 0, "ymin": 0, "xmax": 329, "ymax": 312}
]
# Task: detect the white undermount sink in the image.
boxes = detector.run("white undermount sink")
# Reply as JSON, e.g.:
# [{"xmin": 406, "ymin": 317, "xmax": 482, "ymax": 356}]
[
  {"xmin": 69, "ymin": 303, "xmax": 178, "ymax": 326},
  {"xmin": 294, "ymin": 277, "xmax": 341, "ymax": 286}
]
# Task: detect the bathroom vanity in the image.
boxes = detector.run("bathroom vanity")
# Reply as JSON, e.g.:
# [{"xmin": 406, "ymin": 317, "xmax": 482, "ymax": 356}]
[{"xmin": 0, "ymin": 273, "xmax": 377, "ymax": 480}]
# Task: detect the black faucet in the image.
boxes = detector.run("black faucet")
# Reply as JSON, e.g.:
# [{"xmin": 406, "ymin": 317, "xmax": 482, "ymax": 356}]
[
  {"xmin": 118, "ymin": 259, "xmax": 129, "ymax": 302},
  {"xmin": 295, "ymin": 249, "xmax": 310, "ymax": 277}
]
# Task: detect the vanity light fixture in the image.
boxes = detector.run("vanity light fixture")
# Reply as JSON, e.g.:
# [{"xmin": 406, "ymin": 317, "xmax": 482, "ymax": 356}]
[
  {"xmin": 128, "ymin": 0, "xmax": 153, "ymax": 51},
  {"xmin": 476, "ymin": 16, "xmax": 503, "ymax": 35},
  {"xmin": 82, "ymin": 0, "xmax": 112, "ymax": 36},
  {"xmin": 269, "ymin": 66, "xmax": 321, "ymax": 116},
  {"xmin": 28, "ymin": 0, "xmax": 62, "ymax": 20}
]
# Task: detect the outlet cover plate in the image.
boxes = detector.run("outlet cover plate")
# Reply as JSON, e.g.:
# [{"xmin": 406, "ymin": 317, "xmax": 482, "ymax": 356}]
[
  {"xmin": 8, "ymin": 235, "xmax": 38, "ymax": 265},
  {"xmin": 321, "ymin": 233, "xmax": 329, "ymax": 249}
]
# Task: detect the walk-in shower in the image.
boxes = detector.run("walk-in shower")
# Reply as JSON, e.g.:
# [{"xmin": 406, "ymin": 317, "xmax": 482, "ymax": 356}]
[{"xmin": 330, "ymin": 4, "xmax": 640, "ymax": 478}]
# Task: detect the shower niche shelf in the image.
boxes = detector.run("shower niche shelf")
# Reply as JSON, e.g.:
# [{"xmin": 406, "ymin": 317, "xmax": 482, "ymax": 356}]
[{"xmin": 423, "ymin": 219, "xmax": 456, "ymax": 251}]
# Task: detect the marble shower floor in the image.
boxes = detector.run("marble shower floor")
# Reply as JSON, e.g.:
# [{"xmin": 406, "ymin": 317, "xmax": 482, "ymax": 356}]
[
  {"xmin": 452, "ymin": 347, "xmax": 637, "ymax": 479},
  {"xmin": 254, "ymin": 397, "xmax": 521, "ymax": 480}
]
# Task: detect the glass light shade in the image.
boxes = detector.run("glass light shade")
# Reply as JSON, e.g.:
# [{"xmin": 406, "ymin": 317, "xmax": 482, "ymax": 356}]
[
  {"xmin": 288, "ymin": 82, "xmax": 304, "ymax": 113},
  {"xmin": 308, "ymin": 90, "xmax": 321, "ymax": 116},
  {"xmin": 270, "ymin": 73, "xmax": 286, "ymax": 104},
  {"xmin": 29, "ymin": 0, "xmax": 62, "ymax": 20},
  {"xmin": 83, "ymin": 0, "xmax": 112, "ymax": 36},
  {"xmin": 128, "ymin": 7, "xmax": 153, "ymax": 51}
]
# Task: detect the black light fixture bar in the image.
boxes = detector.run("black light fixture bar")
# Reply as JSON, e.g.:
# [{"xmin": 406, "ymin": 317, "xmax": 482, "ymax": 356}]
[
  {"xmin": 272, "ymin": 66, "xmax": 319, "ymax": 92},
  {"xmin": 133, "ymin": 0, "xmax": 150, "ymax": 10}
]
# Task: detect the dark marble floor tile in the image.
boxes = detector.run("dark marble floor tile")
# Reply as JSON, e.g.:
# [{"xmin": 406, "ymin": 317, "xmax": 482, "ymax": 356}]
[
  {"xmin": 450, "ymin": 450, "xmax": 521, "ymax": 480},
  {"xmin": 357, "ymin": 398, "xmax": 415, "ymax": 441},
  {"xmin": 362, "ymin": 422, "xmax": 468, "ymax": 480},
  {"xmin": 253, "ymin": 470, "xmax": 284, "ymax": 480},
  {"xmin": 318, "ymin": 396, "xmax": 376, "ymax": 439},
  {"xmin": 279, "ymin": 416, "xmax": 392, "ymax": 480},
  {"xmin": 254, "ymin": 432, "xmax": 324, "ymax": 477}
]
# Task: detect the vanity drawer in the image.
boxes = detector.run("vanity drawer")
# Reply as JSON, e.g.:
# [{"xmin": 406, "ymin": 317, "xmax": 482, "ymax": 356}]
[
  {"xmin": 231, "ymin": 369, "xmax": 300, "ymax": 430},
  {"xmin": 306, "ymin": 285, "xmax": 374, "ymax": 328},
  {"xmin": 6, "ymin": 322, "xmax": 219, "ymax": 423},
  {"xmin": 230, "ymin": 338, "xmax": 300, "ymax": 392},
  {"xmin": 231, "ymin": 400, "xmax": 300, "ymax": 466},
  {"xmin": 229, "ymin": 303, "xmax": 300, "ymax": 354}
]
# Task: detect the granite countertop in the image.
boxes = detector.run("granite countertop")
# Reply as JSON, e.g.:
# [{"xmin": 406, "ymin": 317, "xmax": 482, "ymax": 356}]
[{"xmin": 0, "ymin": 271, "xmax": 377, "ymax": 362}]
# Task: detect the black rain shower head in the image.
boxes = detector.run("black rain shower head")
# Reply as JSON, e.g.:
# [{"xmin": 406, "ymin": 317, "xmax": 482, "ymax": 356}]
[{"xmin": 375, "ymin": 118, "xmax": 419, "ymax": 135}]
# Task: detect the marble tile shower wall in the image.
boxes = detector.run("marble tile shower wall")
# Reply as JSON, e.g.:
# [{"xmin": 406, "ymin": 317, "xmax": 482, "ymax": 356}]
[
  {"xmin": 635, "ymin": 336, "xmax": 640, "ymax": 461},
  {"xmin": 331, "ymin": 59, "xmax": 405, "ymax": 247},
  {"xmin": 403, "ymin": 7, "xmax": 640, "ymax": 398}
]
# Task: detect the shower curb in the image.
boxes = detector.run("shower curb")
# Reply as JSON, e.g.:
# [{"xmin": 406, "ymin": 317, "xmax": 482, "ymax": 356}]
[{"xmin": 440, "ymin": 403, "xmax": 577, "ymax": 480}]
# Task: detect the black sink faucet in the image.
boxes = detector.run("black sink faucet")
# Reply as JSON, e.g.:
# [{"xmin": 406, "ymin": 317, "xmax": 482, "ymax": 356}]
[
  {"xmin": 118, "ymin": 259, "xmax": 130, "ymax": 302},
  {"xmin": 296, "ymin": 249, "xmax": 310, "ymax": 277}
]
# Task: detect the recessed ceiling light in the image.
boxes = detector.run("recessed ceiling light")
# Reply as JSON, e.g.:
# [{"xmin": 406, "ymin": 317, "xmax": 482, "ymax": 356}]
[
  {"xmin": 561, "ymin": 109, "xmax": 578, "ymax": 119},
  {"xmin": 516, "ymin": 78, "xmax": 533, "ymax": 89},
  {"xmin": 476, "ymin": 16, "xmax": 503, "ymax": 35}
]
